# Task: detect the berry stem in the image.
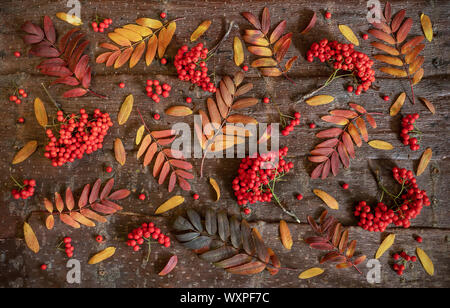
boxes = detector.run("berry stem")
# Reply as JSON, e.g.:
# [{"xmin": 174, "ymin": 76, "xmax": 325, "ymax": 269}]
[
  {"xmin": 208, "ymin": 21, "xmax": 235, "ymax": 57},
  {"xmin": 41, "ymin": 83, "xmax": 63, "ymax": 112}
]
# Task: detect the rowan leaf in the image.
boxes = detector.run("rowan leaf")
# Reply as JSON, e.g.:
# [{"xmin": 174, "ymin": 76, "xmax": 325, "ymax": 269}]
[
  {"xmin": 300, "ymin": 12, "xmax": 317, "ymax": 34},
  {"xmin": 24, "ymin": 222, "xmax": 39, "ymax": 253},
  {"xmin": 405, "ymin": 44, "xmax": 425, "ymax": 64},
  {"xmin": 374, "ymin": 55, "xmax": 403, "ymax": 66},
  {"xmin": 88, "ymin": 247, "xmax": 116, "ymax": 264},
  {"xmin": 420, "ymin": 14, "xmax": 433, "ymax": 42},
  {"xmin": 396, "ymin": 18, "xmax": 413, "ymax": 43},
  {"xmin": 114, "ymin": 138, "xmax": 126, "ymax": 166},
  {"xmin": 159, "ymin": 255, "xmax": 178, "ymax": 276},
  {"xmin": 146, "ymin": 35, "xmax": 158, "ymax": 66},
  {"xmin": 155, "ymin": 196, "xmax": 185, "ymax": 214},
  {"xmin": 368, "ymin": 140, "xmax": 394, "ymax": 150},
  {"xmin": 123, "ymin": 24, "xmax": 153, "ymax": 36},
  {"xmin": 380, "ymin": 67, "xmax": 408, "ymax": 77},
  {"xmin": 279, "ymin": 220, "xmax": 293, "ymax": 250},
  {"xmin": 158, "ymin": 22, "xmax": 176, "ymax": 58},
  {"xmin": 321, "ymin": 115, "xmax": 349, "ymax": 125},
  {"xmin": 118, "ymin": 94, "xmax": 133, "ymax": 125},
  {"xmin": 135, "ymin": 125, "xmax": 145, "ymax": 145},
  {"xmin": 108, "ymin": 32, "xmax": 131, "ymax": 46},
  {"xmin": 368, "ymin": 29, "xmax": 396, "ymax": 45},
  {"xmin": 298, "ymin": 267, "xmax": 324, "ymax": 279},
  {"xmin": 209, "ymin": 178, "xmax": 220, "ymax": 201},
  {"xmin": 115, "ymin": 28, "xmax": 142, "ymax": 42},
  {"xmin": 371, "ymin": 42, "xmax": 399, "ymax": 56},
  {"xmin": 389, "ymin": 92, "xmax": 406, "ymax": 116},
  {"xmin": 313, "ymin": 189, "xmax": 339, "ymax": 210},
  {"xmin": 419, "ymin": 97, "xmax": 435, "ymax": 114},
  {"xmin": 251, "ymin": 57, "xmax": 277, "ymax": 67},
  {"xmin": 136, "ymin": 18, "xmax": 163, "ymax": 29},
  {"xmin": 114, "ymin": 47, "xmax": 133, "ymax": 68},
  {"xmin": 247, "ymin": 46, "xmax": 272, "ymax": 56},
  {"xmin": 270, "ymin": 20, "xmax": 286, "ymax": 44},
  {"xmin": 412, "ymin": 68, "xmax": 424, "ymax": 85},
  {"xmin": 339, "ymin": 25, "xmax": 359, "ymax": 46},
  {"xmin": 375, "ymin": 233, "xmax": 395, "ymax": 259},
  {"xmin": 233, "ymin": 37, "xmax": 244, "ymax": 66},
  {"xmin": 416, "ymin": 148, "xmax": 432, "ymax": 176},
  {"xmin": 416, "ymin": 247, "xmax": 434, "ymax": 276},
  {"xmin": 401, "ymin": 36, "xmax": 425, "ymax": 54},
  {"xmin": 45, "ymin": 215, "xmax": 54, "ymax": 230},
  {"xmin": 348, "ymin": 123, "xmax": 362, "ymax": 147},
  {"xmin": 306, "ymin": 95, "xmax": 334, "ymax": 106},
  {"xmin": 260, "ymin": 67, "xmax": 282, "ymax": 76},
  {"xmin": 166, "ymin": 106, "xmax": 193, "ymax": 117},
  {"xmin": 316, "ymin": 128, "xmax": 343, "ymax": 138},
  {"xmin": 227, "ymin": 115, "xmax": 258, "ymax": 125},
  {"xmin": 60, "ymin": 213, "xmax": 81, "ymax": 228},
  {"xmin": 56, "ymin": 12, "xmax": 82, "ymax": 26},
  {"xmin": 12, "ymin": 141, "xmax": 38, "ymax": 164},
  {"xmin": 129, "ymin": 41, "xmax": 146, "ymax": 68}
]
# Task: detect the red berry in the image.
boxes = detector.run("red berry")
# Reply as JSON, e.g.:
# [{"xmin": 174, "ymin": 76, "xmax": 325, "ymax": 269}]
[
  {"xmin": 14, "ymin": 51, "xmax": 21, "ymax": 58},
  {"xmin": 309, "ymin": 123, "xmax": 316, "ymax": 129},
  {"xmin": 347, "ymin": 85, "xmax": 354, "ymax": 93},
  {"xmin": 119, "ymin": 82, "xmax": 125, "ymax": 88},
  {"xmin": 193, "ymin": 193, "xmax": 199, "ymax": 200},
  {"xmin": 296, "ymin": 194, "xmax": 303, "ymax": 201},
  {"xmin": 96, "ymin": 235, "xmax": 103, "ymax": 243},
  {"xmin": 153, "ymin": 113, "xmax": 160, "ymax": 120},
  {"xmin": 294, "ymin": 112, "xmax": 301, "ymax": 119},
  {"xmin": 17, "ymin": 117, "xmax": 25, "ymax": 123},
  {"xmin": 342, "ymin": 183, "xmax": 349, "ymax": 190},
  {"xmin": 243, "ymin": 208, "xmax": 251, "ymax": 215},
  {"xmin": 242, "ymin": 65, "xmax": 249, "ymax": 72},
  {"xmin": 160, "ymin": 12, "xmax": 167, "ymax": 19},
  {"xmin": 40, "ymin": 264, "xmax": 47, "ymax": 270},
  {"xmin": 105, "ymin": 166, "xmax": 113, "ymax": 173},
  {"xmin": 263, "ymin": 97, "xmax": 270, "ymax": 104},
  {"xmin": 393, "ymin": 253, "xmax": 400, "ymax": 260},
  {"xmin": 186, "ymin": 97, "xmax": 192, "ymax": 103},
  {"xmin": 10, "ymin": 95, "xmax": 17, "ymax": 102},
  {"xmin": 415, "ymin": 236, "xmax": 423, "ymax": 243},
  {"xmin": 138, "ymin": 194, "xmax": 146, "ymax": 200},
  {"xmin": 325, "ymin": 12, "xmax": 332, "ymax": 19},
  {"xmin": 160, "ymin": 58, "xmax": 167, "ymax": 65},
  {"xmin": 362, "ymin": 34, "xmax": 369, "ymax": 40},
  {"xmin": 18, "ymin": 89, "xmax": 25, "ymax": 95},
  {"xmin": 383, "ymin": 95, "xmax": 390, "ymax": 101},
  {"xmin": 63, "ymin": 237, "xmax": 72, "ymax": 244}
]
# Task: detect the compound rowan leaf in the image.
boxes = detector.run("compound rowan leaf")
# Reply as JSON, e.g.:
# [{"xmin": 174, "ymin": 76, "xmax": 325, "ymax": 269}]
[
  {"xmin": 420, "ymin": 14, "xmax": 433, "ymax": 42},
  {"xmin": 155, "ymin": 196, "xmax": 185, "ymax": 214},
  {"xmin": 416, "ymin": 147, "xmax": 432, "ymax": 176},
  {"xmin": 368, "ymin": 140, "xmax": 394, "ymax": 150},
  {"xmin": 24, "ymin": 222, "xmax": 39, "ymax": 253},
  {"xmin": 339, "ymin": 25, "xmax": 359, "ymax": 46},
  {"xmin": 416, "ymin": 247, "xmax": 434, "ymax": 276},
  {"xmin": 118, "ymin": 94, "xmax": 133, "ymax": 125},
  {"xmin": 12, "ymin": 141, "xmax": 38, "ymax": 164},
  {"xmin": 191, "ymin": 20, "xmax": 211, "ymax": 42},
  {"xmin": 306, "ymin": 95, "xmax": 334, "ymax": 106},
  {"xmin": 298, "ymin": 267, "xmax": 324, "ymax": 279},
  {"xmin": 375, "ymin": 233, "xmax": 395, "ymax": 259},
  {"xmin": 313, "ymin": 189, "xmax": 339, "ymax": 210},
  {"xmin": 88, "ymin": 247, "xmax": 116, "ymax": 264}
]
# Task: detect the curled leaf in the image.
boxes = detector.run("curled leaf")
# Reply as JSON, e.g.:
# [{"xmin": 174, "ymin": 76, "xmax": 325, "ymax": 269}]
[
  {"xmin": 88, "ymin": 247, "xmax": 116, "ymax": 264},
  {"xmin": 56, "ymin": 12, "xmax": 82, "ymax": 26},
  {"xmin": 375, "ymin": 233, "xmax": 395, "ymax": 259},
  {"xmin": 313, "ymin": 189, "xmax": 338, "ymax": 210},
  {"xmin": 190, "ymin": 20, "xmax": 211, "ymax": 42},
  {"xmin": 416, "ymin": 148, "xmax": 432, "ymax": 176},
  {"xmin": 24, "ymin": 222, "xmax": 39, "ymax": 253},
  {"xmin": 12, "ymin": 141, "xmax": 38, "ymax": 164},
  {"xmin": 279, "ymin": 220, "xmax": 293, "ymax": 250},
  {"xmin": 416, "ymin": 247, "xmax": 434, "ymax": 276},
  {"xmin": 306, "ymin": 95, "xmax": 334, "ymax": 106},
  {"xmin": 298, "ymin": 267, "xmax": 324, "ymax": 279},
  {"xmin": 159, "ymin": 255, "xmax": 178, "ymax": 276},
  {"xmin": 209, "ymin": 178, "xmax": 220, "ymax": 201},
  {"xmin": 155, "ymin": 196, "xmax": 185, "ymax": 215},
  {"xmin": 34, "ymin": 98, "xmax": 48, "ymax": 128},
  {"xmin": 300, "ymin": 12, "xmax": 317, "ymax": 34},
  {"xmin": 339, "ymin": 25, "xmax": 359, "ymax": 46},
  {"xmin": 118, "ymin": 94, "xmax": 133, "ymax": 125},
  {"xmin": 368, "ymin": 140, "xmax": 394, "ymax": 150}
]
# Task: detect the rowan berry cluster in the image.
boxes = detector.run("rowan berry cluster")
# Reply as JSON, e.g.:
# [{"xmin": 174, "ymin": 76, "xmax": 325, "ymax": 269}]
[
  {"xmin": 61, "ymin": 237, "xmax": 75, "ymax": 258},
  {"xmin": 145, "ymin": 79, "xmax": 172, "ymax": 103},
  {"xmin": 306, "ymin": 39, "xmax": 375, "ymax": 95},
  {"xmin": 281, "ymin": 112, "xmax": 301, "ymax": 136},
  {"xmin": 11, "ymin": 178, "xmax": 36, "ymax": 200},
  {"xmin": 91, "ymin": 18, "xmax": 112, "ymax": 32},
  {"xmin": 354, "ymin": 167, "xmax": 430, "ymax": 232},
  {"xmin": 174, "ymin": 43, "xmax": 216, "ymax": 93},
  {"xmin": 232, "ymin": 147, "xmax": 293, "ymax": 213},
  {"xmin": 392, "ymin": 251, "xmax": 417, "ymax": 276},
  {"xmin": 44, "ymin": 109, "xmax": 113, "ymax": 167},
  {"xmin": 9, "ymin": 88, "xmax": 28, "ymax": 104},
  {"xmin": 400, "ymin": 113, "xmax": 421, "ymax": 151},
  {"xmin": 126, "ymin": 222, "xmax": 171, "ymax": 252}
]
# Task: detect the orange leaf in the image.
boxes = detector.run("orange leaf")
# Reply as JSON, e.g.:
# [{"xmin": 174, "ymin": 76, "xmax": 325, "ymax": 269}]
[
  {"xmin": 368, "ymin": 29, "xmax": 395, "ymax": 45},
  {"xmin": 251, "ymin": 57, "xmax": 277, "ymax": 67},
  {"xmin": 114, "ymin": 138, "xmax": 126, "ymax": 166},
  {"xmin": 190, "ymin": 20, "xmax": 211, "ymax": 42},
  {"xmin": 227, "ymin": 114, "xmax": 258, "ymax": 125},
  {"xmin": 380, "ymin": 66, "xmax": 407, "ymax": 77},
  {"xmin": 12, "ymin": 140, "xmax": 38, "ymax": 164},
  {"xmin": 34, "ymin": 98, "xmax": 48, "ymax": 128},
  {"xmin": 355, "ymin": 117, "xmax": 368, "ymax": 142},
  {"xmin": 374, "ymin": 54, "xmax": 403, "ymax": 66},
  {"xmin": 145, "ymin": 35, "xmax": 158, "ymax": 66},
  {"xmin": 114, "ymin": 47, "xmax": 133, "ymax": 69},
  {"xmin": 279, "ymin": 220, "xmax": 293, "ymax": 250},
  {"xmin": 129, "ymin": 41, "xmax": 146, "ymax": 68},
  {"xmin": 114, "ymin": 28, "xmax": 142, "ymax": 42},
  {"xmin": 158, "ymin": 22, "xmax": 176, "ymax": 58},
  {"xmin": 313, "ymin": 189, "xmax": 339, "ymax": 210},
  {"xmin": 419, "ymin": 97, "xmax": 435, "ymax": 114},
  {"xmin": 390, "ymin": 92, "xmax": 406, "ymax": 116},
  {"xmin": 247, "ymin": 46, "xmax": 272, "ymax": 56},
  {"xmin": 260, "ymin": 67, "xmax": 282, "ymax": 77},
  {"xmin": 24, "ymin": 222, "xmax": 40, "ymax": 253},
  {"xmin": 348, "ymin": 123, "xmax": 362, "ymax": 147},
  {"xmin": 165, "ymin": 106, "xmax": 193, "ymax": 117},
  {"xmin": 370, "ymin": 42, "xmax": 399, "ymax": 56},
  {"xmin": 108, "ymin": 32, "xmax": 131, "ymax": 46},
  {"xmin": 416, "ymin": 147, "xmax": 432, "ymax": 176},
  {"xmin": 421, "ymin": 14, "xmax": 433, "ymax": 42}
]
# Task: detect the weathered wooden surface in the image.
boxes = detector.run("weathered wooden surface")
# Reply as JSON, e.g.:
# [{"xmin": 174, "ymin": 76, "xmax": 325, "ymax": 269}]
[{"xmin": 0, "ymin": 0, "xmax": 449, "ymax": 288}]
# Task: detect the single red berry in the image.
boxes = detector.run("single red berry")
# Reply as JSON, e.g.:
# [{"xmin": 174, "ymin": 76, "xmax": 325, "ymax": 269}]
[
  {"xmin": 393, "ymin": 253, "xmax": 400, "ymax": 260},
  {"xmin": 243, "ymin": 208, "xmax": 251, "ymax": 215},
  {"xmin": 411, "ymin": 256, "xmax": 417, "ymax": 262},
  {"xmin": 263, "ymin": 97, "xmax": 270, "ymax": 104},
  {"xmin": 415, "ymin": 236, "xmax": 423, "ymax": 243},
  {"xmin": 296, "ymin": 193, "xmax": 303, "ymax": 201},
  {"xmin": 119, "ymin": 82, "xmax": 125, "ymax": 88},
  {"xmin": 15, "ymin": 99, "xmax": 22, "ymax": 104},
  {"xmin": 186, "ymin": 97, "xmax": 192, "ymax": 103},
  {"xmin": 193, "ymin": 193, "xmax": 199, "ymax": 200},
  {"xmin": 105, "ymin": 166, "xmax": 113, "ymax": 173},
  {"xmin": 325, "ymin": 12, "xmax": 332, "ymax": 19},
  {"xmin": 14, "ymin": 51, "xmax": 21, "ymax": 58},
  {"xmin": 153, "ymin": 113, "xmax": 160, "ymax": 120},
  {"xmin": 362, "ymin": 34, "xmax": 369, "ymax": 40},
  {"xmin": 242, "ymin": 65, "xmax": 249, "ymax": 72},
  {"xmin": 160, "ymin": 58, "xmax": 167, "ymax": 65},
  {"xmin": 160, "ymin": 12, "xmax": 167, "ymax": 19},
  {"xmin": 40, "ymin": 264, "xmax": 47, "ymax": 270},
  {"xmin": 347, "ymin": 85, "xmax": 354, "ymax": 93},
  {"xmin": 383, "ymin": 95, "xmax": 390, "ymax": 101},
  {"xmin": 342, "ymin": 183, "xmax": 349, "ymax": 190},
  {"xmin": 294, "ymin": 112, "xmax": 301, "ymax": 119},
  {"xmin": 17, "ymin": 117, "xmax": 25, "ymax": 123},
  {"xmin": 138, "ymin": 194, "xmax": 146, "ymax": 200},
  {"xmin": 309, "ymin": 123, "xmax": 316, "ymax": 129},
  {"xmin": 10, "ymin": 95, "xmax": 17, "ymax": 102},
  {"xmin": 18, "ymin": 89, "xmax": 25, "ymax": 95},
  {"xmin": 96, "ymin": 235, "xmax": 103, "ymax": 243},
  {"xmin": 22, "ymin": 92, "xmax": 28, "ymax": 98},
  {"xmin": 63, "ymin": 237, "xmax": 72, "ymax": 244}
]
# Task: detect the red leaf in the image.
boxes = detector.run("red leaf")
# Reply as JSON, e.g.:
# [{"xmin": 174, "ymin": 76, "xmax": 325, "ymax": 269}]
[
  {"xmin": 396, "ymin": 18, "xmax": 413, "ymax": 43},
  {"xmin": 304, "ymin": 237, "xmax": 328, "ymax": 244},
  {"xmin": 226, "ymin": 261, "xmax": 266, "ymax": 275},
  {"xmin": 311, "ymin": 163, "xmax": 324, "ymax": 179},
  {"xmin": 159, "ymin": 255, "xmax": 178, "ymax": 276},
  {"xmin": 308, "ymin": 156, "xmax": 329, "ymax": 163},
  {"xmin": 52, "ymin": 76, "xmax": 79, "ymax": 86},
  {"xmin": 63, "ymin": 88, "xmax": 88, "ymax": 98},
  {"xmin": 316, "ymin": 128, "xmax": 343, "ymax": 138},
  {"xmin": 151, "ymin": 129, "xmax": 176, "ymax": 139},
  {"xmin": 81, "ymin": 67, "xmax": 92, "ymax": 88},
  {"xmin": 178, "ymin": 176, "xmax": 191, "ymax": 191},
  {"xmin": 316, "ymin": 138, "xmax": 339, "ymax": 148},
  {"xmin": 169, "ymin": 159, "xmax": 193, "ymax": 170},
  {"xmin": 175, "ymin": 170, "xmax": 194, "ymax": 179},
  {"xmin": 337, "ymin": 142, "xmax": 350, "ymax": 168},
  {"xmin": 69, "ymin": 40, "xmax": 90, "ymax": 71},
  {"xmin": 38, "ymin": 58, "xmax": 66, "ymax": 68},
  {"xmin": 39, "ymin": 65, "xmax": 73, "ymax": 77},
  {"xmin": 300, "ymin": 12, "xmax": 317, "ymax": 34},
  {"xmin": 321, "ymin": 159, "xmax": 331, "ymax": 179},
  {"xmin": 241, "ymin": 12, "xmax": 261, "ymax": 29},
  {"xmin": 30, "ymin": 46, "xmax": 60, "ymax": 58},
  {"xmin": 310, "ymin": 147, "xmax": 334, "ymax": 156},
  {"xmin": 74, "ymin": 55, "xmax": 89, "ymax": 80},
  {"xmin": 22, "ymin": 21, "xmax": 44, "ymax": 37},
  {"xmin": 158, "ymin": 161, "xmax": 171, "ymax": 185},
  {"xmin": 100, "ymin": 178, "xmax": 114, "ymax": 200},
  {"xmin": 391, "ymin": 9, "xmax": 406, "ymax": 32},
  {"xmin": 43, "ymin": 16, "xmax": 56, "ymax": 44},
  {"xmin": 261, "ymin": 7, "xmax": 270, "ymax": 35},
  {"xmin": 101, "ymin": 200, "xmax": 123, "ymax": 211},
  {"xmin": 270, "ymin": 20, "xmax": 286, "ymax": 43},
  {"xmin": 384, "ymin": 2, "xmax": 392, "ymax": 22},
  {"xmin": 330, "ymin": 151, "xmax": 340, "ymax": 176},
  {"xmin": 23, "ymin": 34, "xmax": 44, "ymax": 44},
  {"xmin": 89, "ymin": 179, "xmax": 102, "ymax": 204},
  {"xmin": 65, "ymin": 187, "xmax": 75, "ymax": 211},
  {"xmin": 168, "ymin": 172, "xmax": 177, "ymax": 193},
  {"xmin": 63, "ymin": 33, "xmax": 85, "ymax": 60},
  {"xmin": 349, "ymin": 103, "xmax": 367, "ymax": 114},
  {"xmin": 59, "ymin": 28, "xmax": 79, "ymax": 52},
  {"xmin": 275, "ymin": 38, "xmax": 291, "ymax": 62},
  {"xmin": 342, "ymin": 132, "xmax": 355, "ymax": 158},
  {"xmin": 310, "ymin": 242, "xmax": 334, "ymax": 250},
  {"xmin": 91, "ymin": 203, "xmax": 116, "ymax": 215},
  {"xmin": 107, "ymin": 189, "xmax": 130, "ymax": 200},
  {"xmin": 78, "ymin": 184, "xmax": 90, "ymax": 208}
]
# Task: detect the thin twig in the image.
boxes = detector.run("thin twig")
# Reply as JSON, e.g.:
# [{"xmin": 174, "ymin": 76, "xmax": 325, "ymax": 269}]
[{"xmin": 41, "ymin": 83, "xmax": 62, "ymax": 111}]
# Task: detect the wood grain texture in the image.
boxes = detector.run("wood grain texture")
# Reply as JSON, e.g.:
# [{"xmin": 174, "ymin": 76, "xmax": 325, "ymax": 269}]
[{"xmin": 0, "ymin": 0, "xmax": 449, "ymax": 288}]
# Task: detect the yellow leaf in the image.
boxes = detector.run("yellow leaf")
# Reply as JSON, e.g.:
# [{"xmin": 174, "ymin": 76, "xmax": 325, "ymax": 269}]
[
  {"xmin": 233, "ymin": 37, "xmax": 244, "ymax": 67},
  {"xmin": 114, "ymin": 138, "xmax": 126, "ymax": 166},
  {"xmin": 247, "ymin": 46, "xmax": 272, "ymax": 57},
  {"xmin": 34, "ymin": 98, "xmax": 48, "ymax": 128},
  {"xmin": 136, "ymin": 18, "xmax": 163, "ymax": 29},
  {"xmin": 416, "ymin": 247, "xmax": 434, "ymax": 276},
  {"xmin": 118, "ymin": 94, "xmax": 133, "ymax": 125},
  {"xmin": 155, "ymin": 196, "xmax": 185, "ymax": 214},
  {"xmin": 298, "ymin": 267, "xmax": 324, "ymax": 279},
  {"xmin": 368, "ymin": 140, "xmax": 394, "ymax": 150},
  {"xmin": 88, "ymin": 247, "xmax": 116, "ymax": 264},
  {"xmin": 135, "ymin": 125, "xmax": 145, "ymax": 145},
  {"xmin": 165, "ymin": 106, "xmax": 193, "ymax": 117},
  {"xmin": 56, "ymin": 12, "xmax": 82, "ymax": 26},
  {"xmin": 145, "ymin": 35, "xmax": 158, "ymax": 66},
  {"xmin": 12, "ymin": 140, "xmax": 38, "ymax": 164},
  {"xmin": 209, "ymin": 178, "xmax": 220, "ymax": 201},
  {"xmin": 306, "ymin": 95, "xmax": 334, "ymax": 106},
  {"xmin": 373, "ymin": 55, "xmax": 403, "ymax": 66},
  {"xmin": 190, "ymin": 20, "xmax": 211, "ymax": 42},
  {"xmin": 279, "ymin": 220, "xmax": 293, "ymax": 250},
  {"xmin": 420, "ymin": 14, "xmax": 433, "ymax": 42},
  {"xmin": 24, "ymin": 222, "xmax": 39, "ymax": 253},
  {"xmin": 389, "ymin": 92, "xmax": 406, "ymax": 116},
  {"xmin": 45, "ymin": 215, "xmax": 54, "ymax": 230},
  {"xmin": 129, "ymin": 41, "xmax": 146, "ymax": 68},
  {"xmin": 416, "ymin": 147, "xmax": 432, "ymax": 176},
  {"xmin": 375, "ymin": 233, "xmax": 395, "ymax": 259},
  {"xmin": 412, "ymin": 68, "xmax": 424, "ymax": 85},
  {"xmin": 123, "ymin": 24, "xmax": 152, "ymax": 36},
  {"xmin": 380, "ymin": 67, "xmax": 408, "ymax": 77},
  {"xmin": 338, "ymin": 25, "xmax": 359, "ymax": 46},
  {"xmin": 114, "ymin": 28, "xmax": 143, "ymax": 42},
  {"xmin": 313, "ymin": 189, "xmax": 339, "ymax": 210},
  {"xmin": 251, "ymin": 57, "xmax": 278, "ymax": 67},
  {"xmin": 158, "ymin": 22, "xmax": 176, "ymax": 59},
  {"xmin": 108, "ymin": 32, "xmax": 131, "ymax": 47}
]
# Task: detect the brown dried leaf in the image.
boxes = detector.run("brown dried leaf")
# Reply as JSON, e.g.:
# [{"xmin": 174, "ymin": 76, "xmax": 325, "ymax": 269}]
[
  {"xmin": 416, "ymin": 147, "xmax": 432, "ymax": 176},
  {"xmin": 300, "ymin": 12, "xmax": 317, "ymax": 34},
  {"xmin": 419, "ymin": 97, "xmax": 435, "ymax": 114},
  {"xmin": 370, "ymin": 42, "xmax": 399, "ymax": 56},
  {"xmin": 368, "ymin": 29, "xmax": 396, "ymax": 45},
  {"xmin": 232, "ymin": 98, "xmax": 259, "ymax": 110},
  {"xmin": 261, "ymin": 7, "xmax": 270, "ymax": 34},
  {"xmin": 227, "ymin": 114, "xmax": 258, "ymax": 125},
  {"xmin": 12, "ymin": 141, "xmax": 38, "ymax": 164},
  {"xmin": 260, "ymin": 67, "xmax": 282, "ymax": 77},
  {"xmin": 165, "ymin": 106, "xmax": 193, "ymax": 117},
  {"xmin": 34, "ymin": 98, "xmax": 48, "ymax": 128},
  {"xmin": 114, "ymin": 138, "xmax": 126, "ymax": 166},
  {"xmin": 279, "ymin": 220, "xmax": 293, "ymax": 250},
  {"xmin": 159, "ymin": 255, "xmax": 178, "ymax": 276},
  {"xmin": 24, "ymin": 222, "xmax": 39, "ymax": 253}
]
